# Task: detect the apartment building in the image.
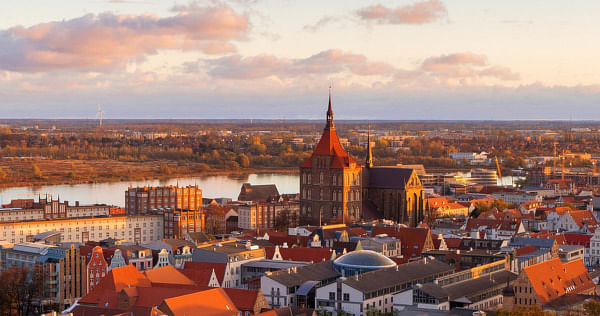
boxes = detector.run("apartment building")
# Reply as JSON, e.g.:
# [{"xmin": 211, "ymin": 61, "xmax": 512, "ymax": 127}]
[
  {"xmin": 0, "ymin": 215, "xmax": 163, "ymax": 244},
  {"xmin": 125, "ymin": 185, "xmax": 202, "ymax": 215},
  {"xmin": 237, "ymin": 200, "xmax": 300, "ymax": 230},
  {"xmin": 163, "ymin": 208, "xmax": 205, "ymax": 239},
  {"xmin": 0, "ymin": 242, "xmax": 87, "ymax": 306}
]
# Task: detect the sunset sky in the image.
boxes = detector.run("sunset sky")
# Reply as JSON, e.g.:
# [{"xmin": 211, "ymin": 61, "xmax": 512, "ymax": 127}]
[{"xmin": 1, "ymin": 0, "xmax": 600, "ymax": 120}]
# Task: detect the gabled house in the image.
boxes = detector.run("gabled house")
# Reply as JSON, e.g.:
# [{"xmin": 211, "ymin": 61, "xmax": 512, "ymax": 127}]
[
  {"xmin": 464, "ymin": 218, "xmax": 526, "ymax": 240},
  {"xmin": 510, "ymin": 258, "xmax": 595, "ymax": 308}
]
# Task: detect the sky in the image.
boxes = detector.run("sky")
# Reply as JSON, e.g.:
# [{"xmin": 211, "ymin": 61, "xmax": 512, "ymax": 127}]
[{"xmin": 1, "ymin": 0, "xmax": 600, "ymax": 120}]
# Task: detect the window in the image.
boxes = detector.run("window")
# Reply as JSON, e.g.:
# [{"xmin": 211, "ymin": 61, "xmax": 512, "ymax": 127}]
[
  {"xmin": 343, "ymin": 293, "xmax": 349, "ymax": 301},
  {"xmin": 329, "ymin": 292, "xmax": 335, "ymax": 300}
]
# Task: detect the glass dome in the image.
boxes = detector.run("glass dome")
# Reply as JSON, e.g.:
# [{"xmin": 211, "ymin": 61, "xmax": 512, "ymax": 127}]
[{"xmin": 333, "ymin": 250, "xmax": 396, "ymax": 276}]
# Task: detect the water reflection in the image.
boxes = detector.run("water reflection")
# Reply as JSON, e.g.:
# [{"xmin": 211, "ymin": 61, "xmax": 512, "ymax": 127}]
[{"xmin": 0, "ymin": 173, "xmax": 300, "ymax": 207}]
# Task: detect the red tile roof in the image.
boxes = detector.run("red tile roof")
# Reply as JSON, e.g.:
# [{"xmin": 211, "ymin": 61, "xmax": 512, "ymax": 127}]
[
  {"xmin": 144, "ymin": 265, "xmax": 196, "ymax": 286},
  {"xmin": 524, "ymin": 258, "xmax": 594, "ymax": 304},
  {"xmin": 563, "ymin": 233, "xmax": 592, "ymax": 248},
  {"xmin": 159, "ymin": 288, "xmax": 239, "ymax": 316},
  {"xmin": 300, "ymin": 116, "xmax": 359, "ymax": 169},
  {"xmin": 372, "ymin": 227, "xmax": 432, "ymax": 258},
  {"xmin": 179, "ymin": 267, "xmax": 216, "ymax": 287},
  {"xmin": 515, "ymin": 245, "xmax": 538, "ymax": 256},
  {"xmin": 222, "ymin": 288, "xmax": 260, "ymax": 311},
  {"xmin": 79, "ymin": 265, "xmax": 152, "ymax": 306},
  {"xmin": 265, "ymin": 246, "xmax": 333, "ymax": 263},
  {"xmin": 444, "ymin": 238, "xmax": 462, "ymax": 249},
  {"xmin": 183, "ymin": 261, "xmax": 227, "ymax": 284}
]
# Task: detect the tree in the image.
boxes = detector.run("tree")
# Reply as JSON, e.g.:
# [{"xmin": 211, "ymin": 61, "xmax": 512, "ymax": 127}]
[
  {"xmin": 0, "ymin": 267, "xmax": 44, "ymax": 316},
  {"xmin": 32, "ymin": 164, "xmax": 42, "ymax": 179},
  {"xmin": 584, "ymin": 299, "xmax": 600, "ymax": 316},
  {"xmin": 238, "ymin": 153, "xmax": 250, "ymax": 168}
]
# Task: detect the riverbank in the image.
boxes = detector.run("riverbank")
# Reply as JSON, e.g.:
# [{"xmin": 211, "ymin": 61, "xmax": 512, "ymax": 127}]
[{"xmin": 0, "ymin": 159, "xmax": 298, "ymax": 188}]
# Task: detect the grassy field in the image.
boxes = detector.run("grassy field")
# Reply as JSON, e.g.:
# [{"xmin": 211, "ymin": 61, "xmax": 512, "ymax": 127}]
[{"xmin": 0, "ymin": 159, "xmax": 296, "ymax": 188}]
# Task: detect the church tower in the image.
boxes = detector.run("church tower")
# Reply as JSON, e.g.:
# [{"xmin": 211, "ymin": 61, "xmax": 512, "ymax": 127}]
[{"xmin": 299, "ymin": 89, "xmax": 362, "ymax": 225}]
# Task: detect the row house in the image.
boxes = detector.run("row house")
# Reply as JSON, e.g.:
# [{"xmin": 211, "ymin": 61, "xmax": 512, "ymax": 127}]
[
  {"xmin": 463, "ymin": 218, "xmax": 526, "ymax": 240},
  {"xmin": 554, "ymin": 209, "xmax": 598, "ymax": 233},
  {"xmin": 192, "ymin": 240, "xmax": 265, "ymax": 288},
  {"xmin": 143, "ymin": 238, "xmax": 195, "ymax": 268}
]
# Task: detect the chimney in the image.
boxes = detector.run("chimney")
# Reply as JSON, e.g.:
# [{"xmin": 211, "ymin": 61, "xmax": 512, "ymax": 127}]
[{"xmin": 75, "ymin": 201, "xmax": 80, "ymax": 207}]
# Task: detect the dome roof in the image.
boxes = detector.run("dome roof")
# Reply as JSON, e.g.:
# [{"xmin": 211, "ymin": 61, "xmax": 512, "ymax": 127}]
[{"xmin": 334, "ymin": 250, "xmax": 397, "ymax": 269}]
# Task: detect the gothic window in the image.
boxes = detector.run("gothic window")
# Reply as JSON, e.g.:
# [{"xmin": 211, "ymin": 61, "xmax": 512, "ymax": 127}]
[
  {"xmin": 320, "ymin": 189, "xmax": 324, "ymax": 200},
  {"xmin": 333, "ymin": 175, "xmax": 337, "ymax": 185},
  {"xmin": 308, "ymin": 174, "xmax": 311, "ymax": 184},
  {"xmin": 320, "ymin": 172, "xmax": 324, "ymax": 184}
]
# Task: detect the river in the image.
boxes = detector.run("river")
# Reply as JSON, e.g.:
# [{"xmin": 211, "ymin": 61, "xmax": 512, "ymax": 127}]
[
  {"xmin": 0, "ymin": 173, "xmax": 300, "ymax": 207},
  {"xmin": 0, "ymin": 172, "xmax": 522, "ymax": 208}
]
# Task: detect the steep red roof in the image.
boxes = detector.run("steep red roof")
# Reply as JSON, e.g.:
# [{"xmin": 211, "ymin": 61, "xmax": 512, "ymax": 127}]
[
  {"xmin": 222, "ymin": 288, "xmax": 260, "ymax": 312},
  {"xmin": 524, "ymin": 258, "xmax": 594, "ymax": 304},
  {"xmin": 267, "ymin": 235, "xmax": 313, "ymax": 247},
  {"xmin": 300, "ymin": 97, "xmax": 359, "ymax": 170},
  {"xmin": 568, "ymin": 210, "xmax": 598, "ymax": 231},
  {"xmin": 444, "ymin": 238, "xmax": 462, "ymax": 249},
  {"xmin": 515, "ymin": 245, "xmax": 538, "ymax": 256},
  {"xmin": 265, "ymin": 246, "xmax": 333, "ymax": 263},
  {"xmin": 563, "ymin": 233, "xmax": 592, "ymax": 248},
  {"xmin": 372, "ymin": 226, "xmax": 432, "ymax": 259},
  {"xmin": 133, "ymin": 287, "xmax": 206, "ymax": 307},
  {"xmin": 144, "ymin": 265, "xmax": 196, "ymax": 286},
  {"xmin": 159, "ymin": 288, "xmax": 239, "ymax": 316},
  {"xmin": 183, "ymin": 262, "xmax": 227, "ymax": 284},
  {"xmin": 79, "ymin": 265, "xmax": 152, "ymax": 306}
]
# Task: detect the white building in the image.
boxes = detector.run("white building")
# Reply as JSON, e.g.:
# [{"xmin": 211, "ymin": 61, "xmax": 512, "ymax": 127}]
[
  {"xmin": 491, "ymin": 191, "xmax": 542, "ymax": 205},
  {"xmin": 0, "ymin": 215, "xmax": 163, "ymax": 244},
  {"xmin": 314, "ymin": 260, "xmax": 454, "ymax": 316}
]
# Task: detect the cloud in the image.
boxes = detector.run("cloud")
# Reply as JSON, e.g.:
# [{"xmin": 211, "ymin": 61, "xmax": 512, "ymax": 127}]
[
  {"xmin": 303, "ymin": 16, "xmax": 339, "ymax": 32},
  {"xmin": 417, "ymin": 52, "xmax": 518, "ymax": 83},
  {"xmin": 201, "ymin": 49, "xmax": 395, "ymax": 80},
  {"xmin": 478, "ymin": 66, "xmax": 520, "ymax": 81},
  {"xmin": 421, "ymin": 52, "xmax": 487, "ymax": 72},
  {"xmin": 357, "ymin": 0, "xmax": 447, "ymax": 25},
  {"xmin": 0, "ymin": 4, "xmax": 249, "ymax": 72}
]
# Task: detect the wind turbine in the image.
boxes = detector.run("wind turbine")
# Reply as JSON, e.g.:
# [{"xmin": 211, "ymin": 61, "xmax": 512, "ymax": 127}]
[{"xmin": 96, "ymin": 104, "xmax": 104, "ymax": 127}]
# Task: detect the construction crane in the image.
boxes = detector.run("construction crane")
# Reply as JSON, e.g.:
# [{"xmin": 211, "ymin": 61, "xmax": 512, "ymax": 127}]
[
  {"xmin": 96, "ymin": 104, "xmax": 104, "ymax": 127},
  {"xmin": 495, "ymin": 156, "xmax": 503, "ymax": 186}
]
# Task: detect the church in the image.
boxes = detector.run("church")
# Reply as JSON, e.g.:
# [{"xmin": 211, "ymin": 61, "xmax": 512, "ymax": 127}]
[{"xmin": 299, "ymin": 91, "xmax": 425, "ymax": 226}]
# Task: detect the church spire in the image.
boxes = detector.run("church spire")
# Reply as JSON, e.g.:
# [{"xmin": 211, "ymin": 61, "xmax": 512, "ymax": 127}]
[
  {"xmin": 325, "ymin": 85, "xmax": 335, "ymax": 130},
  {"xmin": 366, "ymin": 124, "xmax": 373, "ymax": 168}
]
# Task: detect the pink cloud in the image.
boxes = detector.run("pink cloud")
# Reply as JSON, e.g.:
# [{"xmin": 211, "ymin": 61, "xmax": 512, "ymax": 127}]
[
  {"xmin": 203, "ymin": 49, "xmax": 395, "ymax": 80},
  {"xmin": 419, "ymin": 52, "xmax": 520, "ymax": 83},
  {"xmin": 421, "ymin": 52, "xmax": 487, "ymax": 72},
  {"xmin": 0, "ymin": 5, "xmax": 249, "ymax": 72},
  {"xmin": 479, "ymin": 66, "xmax": 520, "ymax": 81},
  {"xmin": 357, "ymin": 0, "xmax": 447, "ymax": 25}
]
